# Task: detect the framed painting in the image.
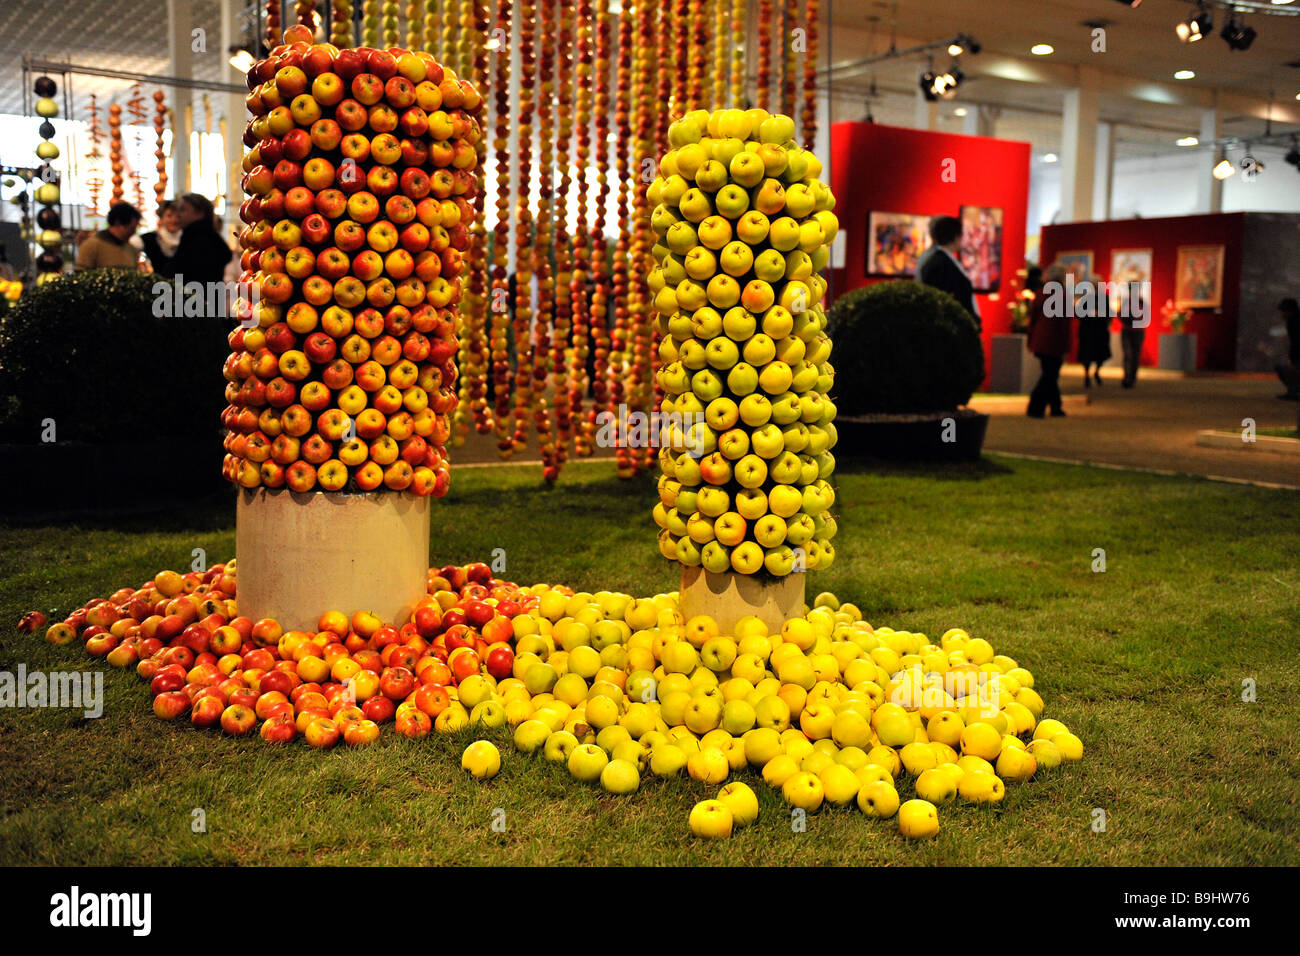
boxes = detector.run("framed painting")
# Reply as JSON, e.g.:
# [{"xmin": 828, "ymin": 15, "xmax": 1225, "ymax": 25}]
[
  {"xmin": 866, "ymin": 211, "xmax": 931, "ymax": 276},
  {"xmin": 1175, "ymin": 244, "xmax": 1225, "ymax": 309}
]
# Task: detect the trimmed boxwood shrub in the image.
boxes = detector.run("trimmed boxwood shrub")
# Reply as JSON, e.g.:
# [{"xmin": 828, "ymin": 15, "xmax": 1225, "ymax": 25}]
[
  {"xmin": 0, "ymin": 269, "xmax": 228, "ymax": 444},
  {"xmin": 828, "ymin": 280, "xmax": 984, "ymax": 415}
]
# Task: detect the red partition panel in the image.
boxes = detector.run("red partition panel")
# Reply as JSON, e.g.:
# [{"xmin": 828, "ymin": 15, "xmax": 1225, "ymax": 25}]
[
  {"xmin": 1041, "ymin": 213, "xmax": 1245, "ymax": 371},
  {"xmin": 829, "ymin": 121, "xmax": 1032, "ymax": 382}
]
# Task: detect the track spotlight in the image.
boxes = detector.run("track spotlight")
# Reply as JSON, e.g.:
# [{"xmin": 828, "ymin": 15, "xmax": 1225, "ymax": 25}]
[
  {"xmin": 1176, "ymin": 3, "xmax": 1212, "ymax": 42},
  {"xmin": 1213, "ymin": 158, "xmax": 1236, "ymax": 180},
  {"xmin": 1220, "ymin": 15, "xmax": 1257, "ymax": 51}
]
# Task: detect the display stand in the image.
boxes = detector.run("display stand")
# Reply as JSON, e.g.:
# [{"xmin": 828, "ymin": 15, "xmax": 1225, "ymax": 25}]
[
  {"xmin": 236, "ymin": 489, "xmax": 430, "ymax": 631},
  {"xmin": 988, "ymin": 334, "xmax": 1038, "ymax": 394},
  {"xmin": 679, "ymin": 566, "xmax": 807, "ymax": 635},
  {"xmin": 1158, "ymin": 333, "xmax": 1198, "ymax": 372}
]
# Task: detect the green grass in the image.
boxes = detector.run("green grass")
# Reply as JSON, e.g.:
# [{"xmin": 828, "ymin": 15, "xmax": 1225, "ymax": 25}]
[{"xmin": 2, "ymin": 456, "xmax": 1298, "ymax": 866}]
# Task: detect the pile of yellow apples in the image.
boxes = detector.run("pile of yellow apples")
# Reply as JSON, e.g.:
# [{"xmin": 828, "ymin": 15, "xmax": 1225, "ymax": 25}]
[{"xmin": 454, "ymin": 586, "xmax": 1082, "ymax": 841}]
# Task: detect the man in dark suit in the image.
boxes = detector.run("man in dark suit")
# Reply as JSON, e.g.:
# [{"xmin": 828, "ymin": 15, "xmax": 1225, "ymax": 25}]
[{"xmin": 916, "ymin": 215, "xmax": 980, "ymax": 329}]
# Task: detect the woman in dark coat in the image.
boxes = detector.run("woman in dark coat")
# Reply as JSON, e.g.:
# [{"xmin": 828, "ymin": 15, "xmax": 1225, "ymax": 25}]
[
  {"xmin": 1075, "ymin": 270, "xmax": 1111, "ymax": 388},
  {"xmin": 171, "ymin": 193, "xmax": 232, "ymax": 284},
  {"xmin": 1026, "ymin": 263, "xmax": 1072, "ymax": 417}
]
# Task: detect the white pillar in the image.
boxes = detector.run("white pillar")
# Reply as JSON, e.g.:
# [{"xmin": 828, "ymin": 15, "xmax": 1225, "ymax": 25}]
[
  {"xmin": 1092, "ymin": 121, "xmax": 1114, "ymax": 221},
  {"xmin": 168, "ymin": 0, "xmax": 193, "ymax": 196},
  {"xmin": 962, "ymin": 104, "xmax": 998, "ymax": 138},
  {"xmin": 1060, "ymin": 73, "xmax": 1099, "ymax": 223},
  {"xmin": 220, "ymin": 0, "xmax": 246, "ymax": 233},
  {"xmin": 914, "ymin": 85, "xmax": 937, "ymax": 130},
  {"xmin": 1197, "ymin": 103, "xmax": 1223, "ymax": 214}
]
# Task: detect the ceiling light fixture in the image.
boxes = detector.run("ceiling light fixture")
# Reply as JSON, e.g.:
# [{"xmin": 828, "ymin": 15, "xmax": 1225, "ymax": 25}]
[
  {"xmin": 227, "ymin": 46, "xmax": 255, "ymax": 72},
  {"xmin": 1174, "ymin": 70, "xmax": 1195, "ymax": 80},
  {"xmin": 1031, "ymin": 43, "xmax": 1055, "ymax": 55},
  {"xmin": 1176, "ymin": 3, "xmax": 1213, "ymax": 43},
  {"xmin": 953, "ymin": 107, "xmax": 968, "ymax": 117},
  {"xmin": 1213, "ymin": 158, "xmax": 1236, "ymax": 179},
  {"xmin": 1043, "ymin": 153, "xmax": 1059, "ymax": 163},
  {"xmin": 1220, "ymin": 14, "xmax": 1257, "ymax": 51},
  {"xmin": 1177, "ymin": 136, "xmax": 1199, "ymax": 146}
]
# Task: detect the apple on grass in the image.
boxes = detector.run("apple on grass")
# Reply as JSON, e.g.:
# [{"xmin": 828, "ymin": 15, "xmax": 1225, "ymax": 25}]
[{"xmin": 688, "ymin": 799, "xmax": 733, "ymax": 839}]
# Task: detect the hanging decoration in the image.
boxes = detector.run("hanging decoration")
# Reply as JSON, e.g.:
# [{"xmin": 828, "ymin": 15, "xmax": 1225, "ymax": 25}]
[
  {"xmin": 782, "ymin": 0, "xmax": 799, "ymax": 117},
  {"xmin": 731, "ymin": 0, "xmax": 746, "ymax": 108},
  {"xmin": 153, "ymin": 90, "xmax": 168, "ymax": 216},
  {"xmin": 331, "ymin": 0, "xmax": 354, "ymax": 46},
  {"xmin": 85, "ymin": 94, "xmax": 105, "ymax": 219},
  {"xmin": 757, "ymin": 0, "xmax": 773, "ymax": 111},
  {"xmin": 265, "ymin": 0, "xmax": 282, "ymax": 48},
  {"xmin": 108, "ymin": 102, "xmax": 125, "ymax": 205},
  {"xmin": 802, "ymin": 0, "xmax": 820, "ymax": 149},
  {"xmin": 510, "ymin": 0, "xmax": 536, "ymax": 457},
  {"xmin": 127, "ymin": 83, "xmax": 148, "ymax": 215},
  {"xmin": 490, "ymin": 0, "xmax": 514, "ymax": 455},
  {"xmin": 361, "ymin": 0, "xmax": 380, "ymax": 46},
  {"xmin": 550, "ymin": 0, "xmax": 575, "ymax": 467},
  {"xmin": 33, "ymin": 76, "xmax": 64, "ymax": 283}
]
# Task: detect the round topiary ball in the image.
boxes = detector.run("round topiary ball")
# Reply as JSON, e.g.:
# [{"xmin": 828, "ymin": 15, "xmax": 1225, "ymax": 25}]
[{"xmin": 828, "ymin": 281, "xmax": 984, "ymax": 415}]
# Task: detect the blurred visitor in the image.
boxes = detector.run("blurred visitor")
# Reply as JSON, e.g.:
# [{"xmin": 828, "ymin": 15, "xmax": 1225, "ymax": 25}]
[
  {"xmin": 1076, "ymin": 274, "xmax": 1111, "ymax": 388},
  {"xmin": 74, "ymin": 202, "xmax": 141, "ymax": 271},
  {"xmin": 1277, "ymin": 298, "xmax": 1300, "ymax": 401},
  {"xmin": 170, "ymin": 194, "xmax": 232, "ymax": 285},
  {"xmin": 1026, "ymin": 264, "xmax": 1069, "ymax": 418},
  {"xmin": 917, "ymin": 215, "xmax": 980, "ymax": 328},
  {"xmin": 1119, "ymin": 287, "xmax": 1148, "ymax": 389},
  {"xmin": 138, "ymin": 201, "xmax": 182, "ymax": 278}
]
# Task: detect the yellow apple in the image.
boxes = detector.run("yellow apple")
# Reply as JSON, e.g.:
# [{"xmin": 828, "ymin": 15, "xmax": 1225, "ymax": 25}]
[
  {"xmin": 649, "ymin": 743, "xmax": 689, "ymax": 776},
  {"xmin": 960, "ymin": 722, "xmax": 1003, "ymax": 761},
  {"xmin": 915, "ymin": 767, "xmax": 959, "ymax": 804},
  {"xmin": 782, "ymin": 771, "xmax": 825, "ymax": 812},
  {"xmin": 600, "ymin": 758, "xmax": 641, "ymax": 795},
  {"xmin": 1026, "ymin": 738, "xmax": 1062, "ymax": 769},
  {"xmin": 744, "ymin": 727, "xmax": 784, "ymax": 766},
  {"xmin": 762, "ymin": 754, "xmax": 800, "ymax": 788},
  {"xmin": 687, "ymin": 747, "xmax": 731, "ymax": 784},
  {"xmin": 819, "ymin": 763, "xmax": 860, "ymax": 807},
  {"xmin": 688, "ymin": 799, "xmax": 734, "ymax": 839},
  {"xmin": 857, "ymin": 780, "xmax": 900, "ymax": 818},
  {"xmin": 897, "ymin": 799, "xmax": 940, "ymax": 839},
  {"xmin": 1053, "ymin": 732, "xmax": 1084, "ymax": 761},
  {"xmin": 568, "ymin": 743, "xmax": 609, "ymax": 782},
  {"xmin": 996, "ymin": 746, "xmax": 1037, "ymax": 783},
  {"xmin": 513, "ymin": 719, "xmax": 552, "ymax": 754},
  {"xmin": 958, "ymin": 770, "xmax": 1006, "ymax": 804},
  {"xmin": 461, "ymin": 740, "xmax": 501, "ymax": 780},
  {"xmin": 1033, "ymin": 718, "xmax": 1069, "ymax": 742}
]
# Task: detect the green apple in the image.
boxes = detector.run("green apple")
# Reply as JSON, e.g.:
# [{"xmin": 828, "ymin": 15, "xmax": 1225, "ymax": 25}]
[
  {"xmin": 734, "ymin": 488, "xmax": 769, "ymax": 520},
  {"xmin": 752, "ymin": 249, "xmax": 786, "ymax": 284},
  {"xmin": 1026, "ymin": 738, "xmax": 1062, "ymax": 769},
  {"xmin": 722, "ymin": 307, "xmax": 756, "ymax": 341},
  {"xmin": 726, "ymin": 362, "xmax": 759, "ymax": 397},
  {"xmin": 692, "ymin": 306, "xmax": 724, "ymax": 340},
  {"xmin": 811, "ymin": 245, "xmax": 831, "ymax": 273},
  {"xmin": 783, "ymin": 249, "xmax": 813, "ymax": 281},
  {"xmin": 599, "ymin": 757, "xmax": 641, "ymax": 794},
  {"xmin": 660, "ymin": 173, "xmax": 690, "ymax": 205},
  {"xmin": 470, "ymin": 699, "xmax": 507, "ymax": 730},
  {"xmin": 544, "ymin": 729, "xmax": 580, "ymax": 763},
  {"xmin": 729, "ymin": 150, "xmax": 765, "ymax": 187},
  {"xmin": 791, "ymin": 361, "xmax": 820, "ymax": 392},
  {"xmin": 513, "ymin": 719, "xmax": 552, "ymax": 754},
  {"xmin": 783, "ymin": 149, "xmax": 810, "ymax": 183},
  {"xmin": 705, "ymin": 336, "xmax": 740, "ymax": 371},
  {"xmin": 714, "ymin": 183, "xmax": 750, "ymax": 218},
  {"xmin": 738, "ymin": 394, "xmax": 772, "ymax": 427},
  {"xmin": 678, "ymin": 187, "xmax": 713, "ymax": 223},
  {"xmin": 719, "ymin": 240, "xmax": 754, "ymax": 277},
  {"xmin": 684, "ymin": 245, "xmax": 718, "ymax": 280},
  {"xmin": 759, "ymin": 113, "xmax": 796, "ymax": 144},
  {"xmin": 763, "ymin": 545, "xmax": 796, "ymax": 576},
  {"xmin": 700, "ymin": 540, "xmax": 732, "ymax": 574},
  {"xmin": 652, "ymin": 201, "xmax": 681, "ymax": 233},
  {"xmin": 720, "ymin": 699, "xmax": 755, "ymax": 735},
  {"xmin": 668, "ymin": 116, "xmax": 704, "ymax": 148},
  {"xmin": 783, "ymin": 183, "xmax": 816, "ymax": 218},
  {"xmin": 770, "ymin": 450, "xmax": 803, "ymax": 483},
  {"xmin": 678, "ymin": 338, "xmax": 707, "ymax": 370},
  {"xmin": 857, "ymin": 780, "xmax": 901, "ymax": 818},
  {"xmin": 716, "ymin": 427, "xmax": 750, "ymax": 460},
  {"xmin": 690, "ymin": 367, "xmax": 724, "ymax": 402},
  {"xmin": 696, "ymin": 214, "xmax": 733, "ymax": 250},
  {"xmin": 524, "ymin": 662, "xmax": 559, "ymax": 695},
  {"xmin": 568, "ymin": 743, "xmax": 609, "ymax": 783},
  {"xmin": 799, "ymin": 455, "xmax": 821, "ymax": 486},
  {"xmin": 694, "ymin": 159, "xmax": 728, "ymax": 192},
  {"xmin": 711, "ymin": 135, "xmax": 745, "ymax": 166},
  {"xmin": 781, "ymin": 422, "xmax": 810, "ymax": 454},
  {"xmin": 768, "ymin": 216, "xmax": 801, "ymax": 252}
]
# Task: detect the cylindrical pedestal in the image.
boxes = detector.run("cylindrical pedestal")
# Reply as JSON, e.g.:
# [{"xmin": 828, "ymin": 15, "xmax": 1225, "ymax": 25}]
[
  {"xmin": 679, "ymin": 567, "xmax": 807, "ymax": 635},
  {"xmin": 236, "ymin": 489, "xmax": 430, "ymax": 631}
]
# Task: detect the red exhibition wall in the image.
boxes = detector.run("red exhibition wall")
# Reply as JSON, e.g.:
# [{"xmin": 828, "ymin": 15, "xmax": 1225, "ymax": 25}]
[
  {"xmin": 1041, "ymin": 213, "xmax": 1245, "ymax": 371},
  {"xmin": 830, "ymin": 121, "xmax": 1031, "ymax": 381}
]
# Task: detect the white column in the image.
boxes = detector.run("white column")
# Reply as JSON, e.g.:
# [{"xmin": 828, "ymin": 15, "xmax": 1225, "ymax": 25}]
[
  {"xmin": 168, "ymin": 0, "xmax": 193, "ymax": 196},
  {"xmin": 962, "ymin": 104, "xmax": 998, "ymax": 138},
  {"xmin": 220, "ymin": 0, "xmax": 246, "ymax": 233},
  {"xmin": 1060, "ymin": 72, "xmax": 1099, "ymax": 223},
  {"xmin": 914, "ymin": 85, "xmax": 938, "ymax": 130},
  {"xmin": 1092, "ymin": 121, "xmax": 1113, "ymax": 221},
  {"xmin": 1197, "ymin": 103, "xmax": 1223, "ymax": 214}
]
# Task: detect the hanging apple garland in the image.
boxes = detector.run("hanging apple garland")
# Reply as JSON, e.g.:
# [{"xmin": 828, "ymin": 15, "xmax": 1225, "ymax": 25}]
[
  {"xmin": 731, "ymin": 0, "xmax": 746, "ymax": 108},
  {"xmin": 712, "ymin": 0, "xmax": 728, "ymax": 109},
  {"xmin": 153, "ymin": 90, "xmax": 168, "ymax": 216},
  {"xmin": 108, "ymin": 102, "xmax": 125, "ymax": 205},
  {"xmin": 756, "ymin": 0, "xmax": 772, "ymax": 111},
  {"xmin": 584, "ymin": 0, "xmax": 613, "ymax": 458},
  {"xmin": 32, "ymin": 76, "xmax": 63, "ymax": 283},
  {"xmin": 85, "ymin": 94, "xmax": 105, "ymax": 219},
  {"xmin": 550, "ymin": 0, "xmax": 575, "ymax": 468},
  {"xmin": 127, "ymin": 84, "xmax": 148, "ymax": 215},
  {"xmin": 801, "ymin": 0, "xmax": 819, "ymax": 149},
  {"xmin": 332, "ymin": 0, "xmax": 355, "ymax": 46},
  {"xmin": 266, "ymin": 0, "xmax": 282, "ymax": 48},
  {"xmin": 361, "ymin": 0, "xmax": 380, "ymax": 46},
  {"xmin": 511, "ymin": 0, "xmax": 536, "ymax": 457},
  {"xmin": 490, "ymin": 0, "xmax": 514, "ymax": 455},
  {"xmin": 647, "ymin": 108, "xmax": 839, "ymax": 577},
  {"xmin": 468, "ymin": 0, "xmax": 492, "ymax": 437},
  {"xmin": 227, "ymin": 23, "xmax": 482, "ymax": 496},
  {"xmin": 568, "ymin": 0, "xmax": 595, "ymax": 459}
]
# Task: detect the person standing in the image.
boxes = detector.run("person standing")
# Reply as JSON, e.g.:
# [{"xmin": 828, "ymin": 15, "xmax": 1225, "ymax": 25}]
[
  {"xmin": 1119, "ymin": 288, "xmax": 1149, "ymax": 389},
  {"xmin": 916, "ymin": 215, "xmax": 980, "ymax": 329},
  {"xmin": 137, "ymin": 201, "xmax": 182, "ymax": 278},
  {"xmin": 1276, "ymin": 298, "xmax": 1300, "ymax": 401},
  {"xmin": 1026, "ymin": 264, "xmax": 1071, "ymax": 418},
  {"xmin": 74, "ymin": 202, "xmax": 141, "ymax": 271},
  {"xmin": 170, "ymin": 193, "xmax": 232, "ymax": 284},
  {"xmin": 1075, "ymin": 271, "xmax": 1111, "ymax": 388}
]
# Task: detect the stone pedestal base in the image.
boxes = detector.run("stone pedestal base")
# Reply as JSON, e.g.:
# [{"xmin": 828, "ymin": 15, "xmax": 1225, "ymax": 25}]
[{"xmin": 679, "ymin": 566, "xmax": 807, "ymax": 635}]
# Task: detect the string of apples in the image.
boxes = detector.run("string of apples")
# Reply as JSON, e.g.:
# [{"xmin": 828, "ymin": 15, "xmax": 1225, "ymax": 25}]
[
  {"xmin": 568, "ymin": 0, "xmax": 595, "ymax": 458},
  {"xmin": 468, "ymin": 0, "xmax": 492, "ymax": 437},
  {"xmin": 584, "ymin": 0, "xmax": 613, "ymax": 458},
  {"xmin": 265, "ymin": 0, "xmax": 282, "ymax": 47},
  {"xmin": 712, "ymin": 0, "xmax": 728, "ymax": 109},
  {"xmin": 510, "ymin": 0, "xmax": 536, "ymax": 457},
  {"xmin": 551, "ymin": 0, "xmax": 575, "ymax": 468},
  {"xmin": 531, "ymin": 0, "xmax": 558, "ymax": 482},
  {"xmin": 802, "ymin": 0, "xmax": 819, "ymax": 149},
  {"xmin": 153, "ymin": 90, "xmax": 168, "ymax": 217},
  {"xmin": 361, "ymin": 0, "xmax": 380, "ymax": 46},
  {"xmin": 32, "ymin": 76, "xmax": 64, "ymax": 282},
  {"xmin": 756, "ymin": 0, "xmax": 772, "ymax": 110},
  {"xmin": 731, "ymin": 0, "xmax": 746, "ymax": 108},
  {"xmin": 782, "ymin": 0, "xmax": 798, "ymax": 117},
  {"xmin": 108, "ymin": 103, "xmax": 124, "ymax": 205},
  {"xmin": 607, "ymin": 0, "xmax": 632, "ymax": 475},
  {"xmin": 331, "ymin": 0, "xmax": 354, "ymax": 46},
  {"xmin": 85, "ymin": 94, "xmax": 104, "ymax": 219},
  {"xmin": 490, "ymin": 0, "xmax": 514, "ymax": 455}
]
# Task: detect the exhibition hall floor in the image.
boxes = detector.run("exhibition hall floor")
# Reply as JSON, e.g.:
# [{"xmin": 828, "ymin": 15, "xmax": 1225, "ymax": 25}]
[{"xmin": 972, "ymin": 369, "xmax": 1299, "ymax": 490}]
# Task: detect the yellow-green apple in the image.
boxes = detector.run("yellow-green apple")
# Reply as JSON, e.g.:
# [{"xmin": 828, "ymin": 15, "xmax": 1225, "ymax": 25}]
[
  {"xmin": 753, "ymin": 514, "xmax": 788, "ymax": 548},
  {"xmin": 738, "ymin": 394, "xmax": 772, "ymax": 426},
  {"xmin": 600, "ymin": 758, "xmax": 641, "ymax": 794},
  {"xmin": 857, "ymin": 780, "xmax": 901, "ymax": 818},
  {"xmin": 461, "ymin": 740, "xmax": 501, "ymax": 779},
  {"xmin": 735, "ymin": 488, "xmax": 768, "ymax": 519},
  {"xmin": 568, "ymin": 743, "xmax": 608, "ymax": 782},
  {"xmin": 750, "ymin": 423, "xmax": 785, "ymax": 458},
  {"xmin": 705, "ymin": 337, "xmax": 740, "ymax": 371},
  {"xmin": 754, "ymin": 248, "xmax": 787, "ymax": 283},
  {"xmin": 719, "ymin": 240, "xmax": 754, "ymax": 277},
  {"xmin": 736, "ymin": 209, "xmax": 770, "ymax": 245},
  {"xmin": 717, "ymin": 781, "xmax": 759, "ymax": 827},
  {"xmin": 782, "ymin": 771, "xmax": 824, "ymax": 811},
  {"xmin": 722, "ymin": 306, "xmax": 756, "ymax": 340},
  {"xmin": 730, "ymin": 541, "xmax": 764, "ymax": 574},
  {"xmin": 726, "ymin": 362, "xmax": 759, "ymax": 396},
  {"xmin": 729, "ymin": 151, "xmax": 764, "ymax": 187},
  {"xmin": 688, "ymin": 798, "xmax": 733, "ymax": 838},
  {"xmin": 713, "ymin": 183, "xmax": 749, "ymax": 218},
  {"xmin": 700, "ymin": 540, "xmax": 731, "ymax": 574}
]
